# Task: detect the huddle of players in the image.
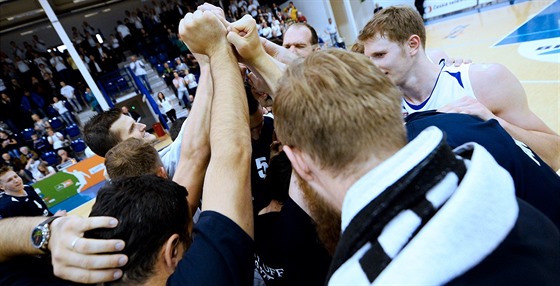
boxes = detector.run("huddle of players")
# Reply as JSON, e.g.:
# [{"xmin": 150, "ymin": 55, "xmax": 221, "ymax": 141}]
[{"xmin": 0, "ymin": 4, "xmax": 558, "ymax": 286}]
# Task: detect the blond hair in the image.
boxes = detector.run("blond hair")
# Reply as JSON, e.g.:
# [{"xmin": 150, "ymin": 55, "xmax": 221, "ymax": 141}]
[
  {"xmin": 358, "ymin": 5, "xmax": 426, "ymax": 49},
  {"xmin": 273, "ymin": 49, "xmax": 406, "ymax": 175},
  {"xmin": 105, "ymin": 138, "xmax": 162, "ymax": 180}
]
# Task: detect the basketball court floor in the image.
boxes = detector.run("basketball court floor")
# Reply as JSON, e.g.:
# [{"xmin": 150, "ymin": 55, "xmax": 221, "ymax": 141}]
[
  {"xmin": 426, "ymin": 0, "xmax": 559, "ymax": 135},
  {"xmin": 68, "ymin": 0, "xmax": 560, "ymax": 217}
]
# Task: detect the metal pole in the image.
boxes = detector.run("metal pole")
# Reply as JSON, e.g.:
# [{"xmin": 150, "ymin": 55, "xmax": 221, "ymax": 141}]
[{"xmin": 38, "ymin": 0, "xmax": 110, "ymax": 110}]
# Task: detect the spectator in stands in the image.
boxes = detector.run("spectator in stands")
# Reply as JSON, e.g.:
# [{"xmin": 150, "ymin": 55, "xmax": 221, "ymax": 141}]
[
  {"xmin": 184, "ymin": 69, "xmax": 198, "ymax": 100},
  {"xmin": 35, "ymin": 161, "xmax": 56, "ymax": 181},
  {"xmin": 325, "ymin": 18, "xmax": 339, "ymax": 47},
  {"xmin": 46, "ymin": 127, "xmax": 67, "ymax": 152},
  {"xmin": 24, "ymin": 157, "xmax": 41, "ymax": 181},
  {"xmin": 172, "ymin": 72, "xmax": 190, "ymax": 107},
  {"xmin": 284, "ymin": 2, "xmax": 298, "ymax": 21},
  {"xmin": 0, "ymin": 130, "xmax": 20, "ymax": 159},
  {"xmin": 87, "ymin": 55, "xmax": 104, "ymax": 80},
  {"xmin": 31, "ymin": 35, "xmax": 48, "ymax": 55},
  {"xmin": 99, "ymin": 52, "xmax": 118, "ymax": 73},
  {"xmin": 128, "ymin": 56, "xmax": 153, "ymax": 93},
  {"xmin": 57, "ymin": 149, "xmax": 77, "ymax": 165},
  {"xmin": 19, "ymin": 146, "xmax": 39, "ymax": 165},
  {"xmin": 157, "ymin": 92, "xmax": 177, "ymax": 123},
  {"xmin": 31, "ymin": 113, "xmax": 50, "ymax": 136},
  {"xmin": 49, "ymin": 51, "xmax": 72, "ymax": 84},
  {"xmin": 60, "ymin": 81, "xmax": 82, "ymax": 112},
  {"xmin": 297, "ymin": 11, "xmax": 307, "ymax": 23},
  {"xmin": 174, "ymin": 58, "xmax": 188, "ymax": 74},
  {"xmin": 31, "ymin": 133, "xmax": 50, "ymax": 154},
  {"xmin": 271, "ymin": 16, "xmax": 283, "ymax": 39},
  {"xmin": 0, "ymin": 93, "xmax": 23, "ymax": 133},
  {"xmin": 21, "ymin": 90, "xmax": 47, "ymax": 119},
  {"xmin": 38, "ymin": 63, "xmax": 55, "ymax": 87},
  {"xmin": 30, "ymin": 76, "xmax": 54, "ymax": 101},
  {"xmin": 84, "ymin": 87, "xmax": 102, "ymax": 113},
  {"xmin": 121, "ymin": 106, "xmax": 141, "ymax": 122},
  {"xmin": 31, "ymin": 52, "xmax": 50, "ymax": 70},
  {"xmin": 116, "ymin": 20, "xmax": 133, "ymax": 53},
  {"xmin": 260, "ymin": 20, "xmax": 272, "ymax": 39},
  {"xmin": 13, "ymin": 56, "xmax": 32, "ymax": 82},
  {"xmin": 51, "ymin": 96, "xmax": 75, "ymax": 126},
  {"xmin": 109, "ymin": 34, "xmax": 124, "ymax": 62},
  {"xmin": 0, "ymin": 166, "xmax": 53, "ymax": 218}
]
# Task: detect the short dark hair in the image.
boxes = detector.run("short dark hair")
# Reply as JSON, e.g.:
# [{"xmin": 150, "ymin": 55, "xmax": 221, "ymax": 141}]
[
  {"xmin": 169, "ymin": 117, "xmax": 187, "ymax": 141},
  {"xmin": 86, "ymin": 175, "xmax": 191, "ymax": 285},
  {"xmin": 286, "ymin": 23, "xmax": 319, "ymax": 45},
  {"xmin": 105, "ymin": 138, "xmax": 162, "ymax": 180},
  {"xmin": 83, "ymin": 109, "xmax": 122, "ymax": 157}
]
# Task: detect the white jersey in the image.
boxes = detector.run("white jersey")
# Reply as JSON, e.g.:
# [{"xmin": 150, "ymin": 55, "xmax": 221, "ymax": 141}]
[{"xmin": 402, "ymin": 64, "xmax": 476, "ymax": 118}]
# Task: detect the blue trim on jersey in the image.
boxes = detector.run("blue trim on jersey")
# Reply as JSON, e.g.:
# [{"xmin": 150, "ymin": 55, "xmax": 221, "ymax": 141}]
[
  {"xmin": 444, "ymin": 71, "xmax": 464, "ymax": 88},
  {"xmin": 405, "ymin": 61, "xmax": 446, "ymax": 111}
]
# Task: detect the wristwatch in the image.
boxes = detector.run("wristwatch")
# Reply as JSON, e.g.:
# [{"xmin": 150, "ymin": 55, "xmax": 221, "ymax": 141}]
[{"xmin": 31, "ymin": 216, "xmax": 60, "ymax": 253}]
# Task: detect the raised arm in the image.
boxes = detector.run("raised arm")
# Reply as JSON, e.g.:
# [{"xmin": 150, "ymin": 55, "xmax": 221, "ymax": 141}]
[
  {"xmin": 172, "ymin": 53, "xmax": 212, "ymax": 212},
  {"xmin": 179, "ymin": 10, "xmax": 253, "ymax": 237},
  {"xmin": 227, "ymin": 16, "xmax": 285, "ymax": 99},
  {"xmin": 0, "ymin": 216, "xmax": 127, "ymax": 284}
]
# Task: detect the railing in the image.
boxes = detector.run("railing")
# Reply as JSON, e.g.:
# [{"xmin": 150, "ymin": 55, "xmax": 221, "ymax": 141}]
[{"xmin": 96, "ymin": 68, "xmax": 137, "ymax": 107}]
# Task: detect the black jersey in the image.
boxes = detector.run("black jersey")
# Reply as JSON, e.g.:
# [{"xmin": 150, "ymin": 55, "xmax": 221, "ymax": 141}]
[
  {"xmin": 254, "ymin": 198, "xmax": 331, "ymax": 286},
  {"xmin": 406, "ymin": 111, "xmax": 560, "ymax": 229},
  {"xmin": 0, "ymin": 185, "xmax": 52, "ymax": 219},
  {"xmin": 251, "ymin": 116, "xmax": 275, "ymax": 213}
]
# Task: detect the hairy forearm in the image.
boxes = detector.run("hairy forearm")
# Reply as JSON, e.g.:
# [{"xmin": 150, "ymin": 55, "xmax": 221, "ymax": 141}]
[
  {"xmin": 248, "ymin": 53, "xmax": 284, "ymax": 99},
  {"xmin": 498, "ymin": 118, "xmax": 560, "ymax": 171},
  {"xmin": 209, "ymin": 49, "xmax": 251, "ymax": 152},
  {"xmin": 173, "ymin": 63, "xmax": 212, "ymax": 210},
  {"xmin": 0, "ymin": 217, "xmax": 45, "ymax": 262},
  {"xmin": 203, "ymin": 47, "xmax": 253, "ymax": 237}
]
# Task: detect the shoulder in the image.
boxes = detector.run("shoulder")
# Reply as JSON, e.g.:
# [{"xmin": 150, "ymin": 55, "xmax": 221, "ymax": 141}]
[
  {"xmin": 469, "ymin": 63, "xmax": 519, "ymax": 91},
  {"xmin": 469, "ymin": 63, "xmax": 525, "ymax": 110}
]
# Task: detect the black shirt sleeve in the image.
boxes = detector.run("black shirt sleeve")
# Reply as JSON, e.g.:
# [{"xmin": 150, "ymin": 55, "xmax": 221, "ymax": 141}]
[{"xmin": 167, "ymin": 211, "xmax": 254, "ymax": 286}]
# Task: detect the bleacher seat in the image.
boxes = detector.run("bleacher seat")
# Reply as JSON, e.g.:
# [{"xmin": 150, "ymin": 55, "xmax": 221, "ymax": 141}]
[
  {"xmin": 49, "ymin": 117, "xmax": 65, "ymax": 132},
  {"xmin": 65, "ymin": 124, "xmax": 81, "ymax": 140},
  {"xmin": 71, "ymin": 139, "xmax": 87, "ymax": 159},
  {"xmin": 158, "ymin": 53, "xmax": 168, "ymax": 62},
  {"xmin": 41, "ymin": 151, "xmax": 59, "ymax": 166},
  {"xmin": 148, "ymin": 55, "xmax": 158, "ymax": 66},
  {"xmin": 155, "ymin": 63, "xmax": 164, "ymax": 75},
  {"xmin": 21, "ymin": 128, "xmax": 35, "ymax": 143}
]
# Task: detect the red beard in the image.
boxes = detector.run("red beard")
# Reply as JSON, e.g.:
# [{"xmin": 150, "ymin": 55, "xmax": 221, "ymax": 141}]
[{"xmin": 296, "ymin": 173, "xmax": 341, "ymax": 256}]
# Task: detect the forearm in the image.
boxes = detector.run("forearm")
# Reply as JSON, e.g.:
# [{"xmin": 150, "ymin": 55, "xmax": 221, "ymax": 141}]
[
  {"xmin": 0, "ymin": 217, "xmax": 45, "ymax": 262},
  {"xmin": 247, "ymin": 53, "xmax": 284, "ymax": 99},
  {"xmin": 498, "ymin": 118, "xmax": 560, "ymax": 171},
  {"xmin": 204, "ymin": 47, "xmax": 253, "ymax": 237},
  {"xmin": 173, "ymin": 63, "xmax": 212, "ymax": 211}
]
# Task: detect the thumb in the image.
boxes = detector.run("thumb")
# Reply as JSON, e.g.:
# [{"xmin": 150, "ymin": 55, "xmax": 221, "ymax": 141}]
[{"xmin": 226, "ymin": 31, "xmax": 245, "ymax": 49}]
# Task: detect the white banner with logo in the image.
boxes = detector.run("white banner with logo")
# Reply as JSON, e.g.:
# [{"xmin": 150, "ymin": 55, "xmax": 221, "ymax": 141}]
[{"xmin": 424, "ymin": 0, "xmax": 477, "ymax": 18}]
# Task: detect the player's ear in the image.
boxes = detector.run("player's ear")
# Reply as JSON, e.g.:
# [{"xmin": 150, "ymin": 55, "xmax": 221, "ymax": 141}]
[
  {"xmin": 407, "ymin": 35, "xmax": 421, "ymax": 56},
  {"xmin": 283, "ymin": 145, "xmax": 313, "ymax": 182}
]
